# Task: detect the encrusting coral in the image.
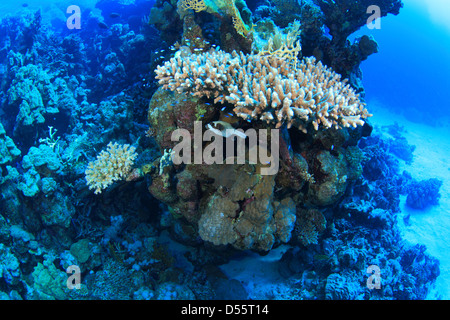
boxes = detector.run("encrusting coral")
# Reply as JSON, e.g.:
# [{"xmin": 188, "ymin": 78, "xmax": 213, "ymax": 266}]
[
  {"xmin": 85, "ymin": 142, "xmax": 138, "ymax": 194},
  {"xmin": 155, "ymin": 48, "xmax": 371, "ymax": 133}
]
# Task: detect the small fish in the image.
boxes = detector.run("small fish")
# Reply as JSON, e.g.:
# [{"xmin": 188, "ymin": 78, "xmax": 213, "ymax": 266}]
[
  {"xmin": 110, "ymin": 12, "xmax": 120, "ymax": 18},
  {"xmin": 323, "ymin": 25, "xmax": 332, "ymax": 40},
  {"xmin": 314, "ymin": 254, "xmax": 330, "ymax": 261},
  {"xmin": 98, "ymin": 21, "xmax": 108, "ymax": 29},
  {"xmin": 221, "ymin": 106, "xmax": 226, "ymax": 111},
  {"xmin": 22, "ymin": 3, "xmax": 28, "ymax": 7}
]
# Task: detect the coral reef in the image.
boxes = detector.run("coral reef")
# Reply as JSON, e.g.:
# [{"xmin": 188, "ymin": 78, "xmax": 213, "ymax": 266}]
[
  {"xmin": 197, "ymin": 165, "xmax": 297, "ymax": 251},
  {"xmin": 405, "ymin": 178, "xmax": 443, "ymax": 210},
  {"xmin": 148, "ymin": 0, "xmax": 183, "ymax": 44},
  {"xmin": 85, "ymin": 142, "xmax": 138, "ymax": 194},
  {"xmin": 307, "ymin": 0, "xmax": 403, "ymax": 91},
  {"xmin": 178, "ymin": 0, "xmax": 254, "ymax": 37},
  {"xmin": 314, "ymin": 0, "xmax": 402, "ymax": 46},
  {"xmin": 294, "ymin": 208, "xmax": 326, "ymax": 246},
  {"xmin": 278, "ymin": 195, "xmax": 440, "ymax": 300},
  {"xmin": 0, "ymin": 122, "xmax": 21, "ymax": 165},
  {"xmin": 155, "ymin": 48, "xmax": 371, "ymax": 132},
  {"xmin": 145, "ymin": 77, "xmax": 371, "ymax": 254},
  {"xmin": 0, "ymin": 0, "xmax": 441, "ymax": 302},
  {"xmin": 7, "ymin": 64, "xmax": 61, "ymax": 136},
  {"xmin": 254, "ymin": 20, "xmax": 302, "ymax": 68}
]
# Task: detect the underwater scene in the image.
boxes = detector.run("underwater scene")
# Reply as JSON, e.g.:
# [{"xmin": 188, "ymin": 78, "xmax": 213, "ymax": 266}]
[{"xmin": 0, "ymin": 0, "xmax": 449, "ymax": 302}]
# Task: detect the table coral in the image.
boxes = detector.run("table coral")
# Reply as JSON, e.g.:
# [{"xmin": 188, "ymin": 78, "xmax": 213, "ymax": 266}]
[{"xmin": 155, "ymin": 48, "xmax": 371, "ymax": 132}]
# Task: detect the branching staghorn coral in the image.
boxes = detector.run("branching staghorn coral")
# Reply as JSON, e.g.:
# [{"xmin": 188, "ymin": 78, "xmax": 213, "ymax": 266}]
[
  {"xmin": 155, "ymin": 48, "xmax": 371, "ymax": 132},
  {"xmin": 85, "ymin": 142, "xmax": 137, "ymax": 194}
]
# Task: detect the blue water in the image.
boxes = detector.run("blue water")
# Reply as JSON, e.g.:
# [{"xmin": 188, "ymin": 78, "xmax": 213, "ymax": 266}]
[
  {"xmin": 0, "ymin": 0, "xmax": 448, "ymax": 302},
  {"xmin": 355, "ymin": 0, "xmax": 450, "ymax": 125}
]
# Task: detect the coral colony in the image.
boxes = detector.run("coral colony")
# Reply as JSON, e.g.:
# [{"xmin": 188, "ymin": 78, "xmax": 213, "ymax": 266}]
[
  {"xmin": 155, "ymin": 49, "xmax": 371, "ymax": 132},
  {"xmin": 0, "ymin": 0, "xmax": 442, "ymax": 300}
]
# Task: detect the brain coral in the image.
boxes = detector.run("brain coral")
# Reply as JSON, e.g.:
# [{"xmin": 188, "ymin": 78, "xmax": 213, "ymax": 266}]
[{"xmin": 155, "ymin": 48, "xmax": 371, "ymax": 133}]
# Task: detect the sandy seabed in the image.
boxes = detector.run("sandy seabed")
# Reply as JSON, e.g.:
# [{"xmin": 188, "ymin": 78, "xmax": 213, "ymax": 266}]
[{"xmin": 370, "ymin": 102, "xmax": 450, "ymax": 300}]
